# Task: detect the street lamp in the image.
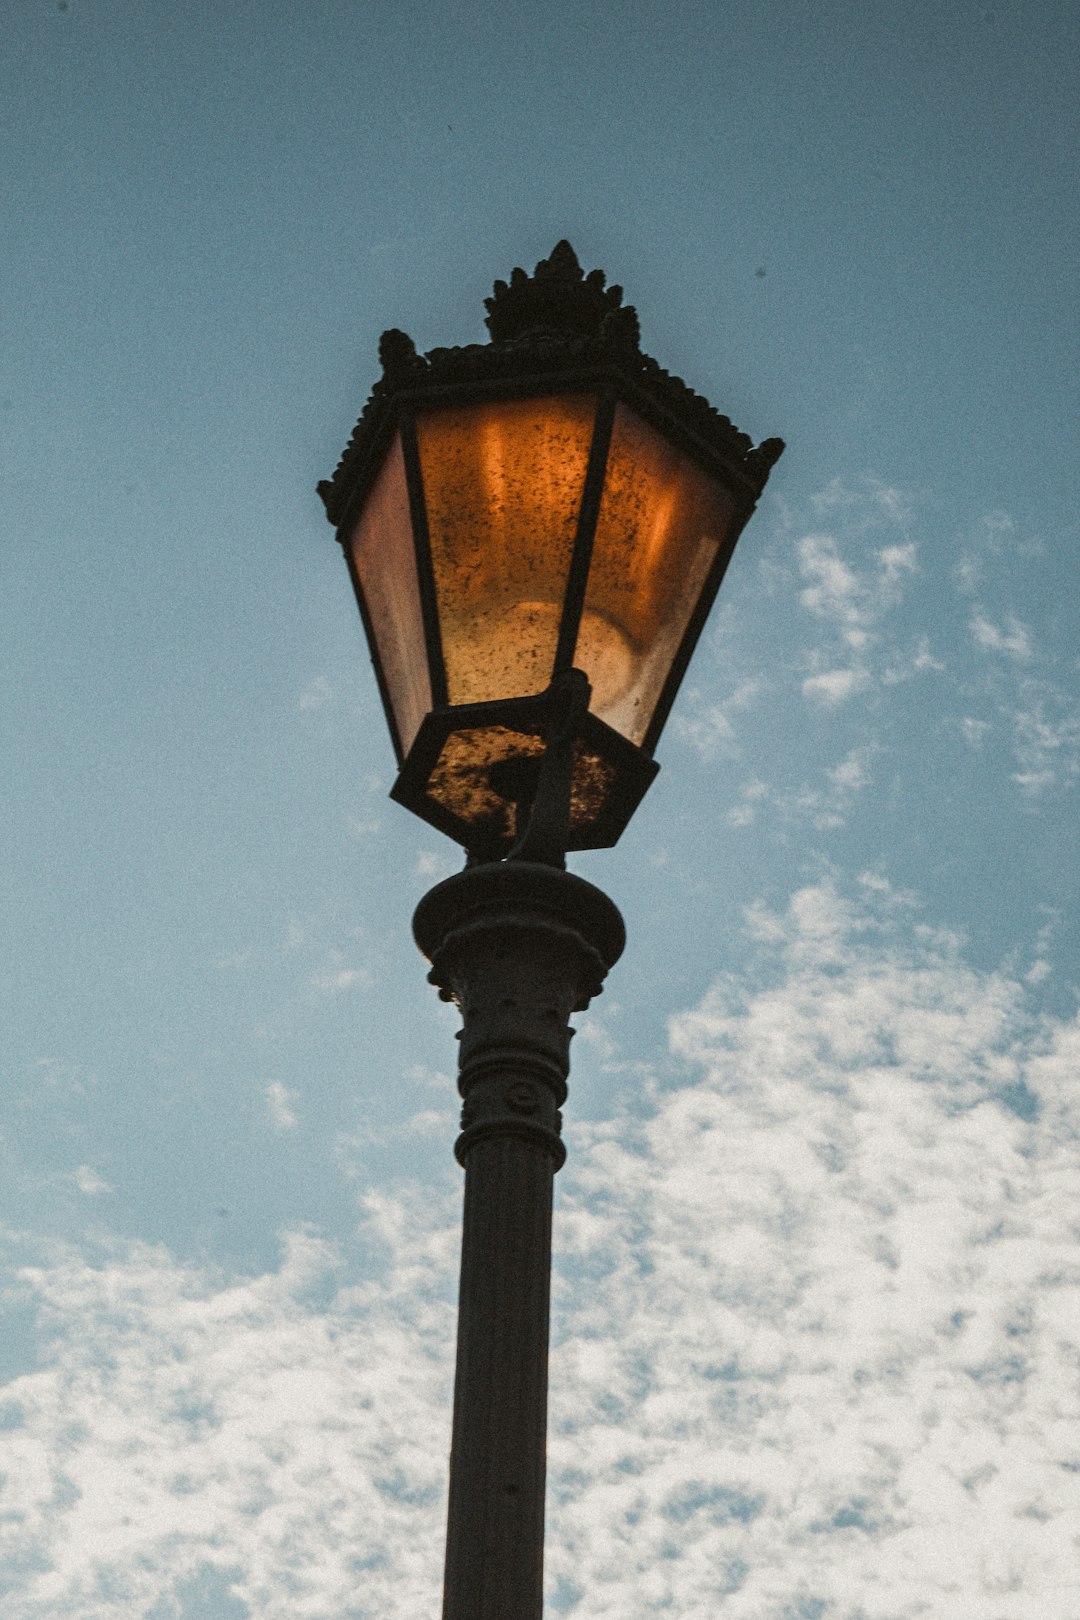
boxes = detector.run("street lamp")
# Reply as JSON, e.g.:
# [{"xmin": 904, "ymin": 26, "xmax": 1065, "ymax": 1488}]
[{"xmin": 319, "ymin": 241, "xmax": 782, "ymax": 1620}]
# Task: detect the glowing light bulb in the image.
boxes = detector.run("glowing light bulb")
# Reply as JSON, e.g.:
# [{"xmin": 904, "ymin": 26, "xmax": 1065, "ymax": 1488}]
[{"xmin": 443, "ymin": 600, "xmax": 636, "ymax": 713}]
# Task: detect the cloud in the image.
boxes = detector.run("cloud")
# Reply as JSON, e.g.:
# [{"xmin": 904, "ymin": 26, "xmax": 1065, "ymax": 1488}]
[
  {"xmin": 308, "ymin": 951, "xmax": 373, "ymax": 994},
  {"xmin": 547, "ymin": 878, "xmax": 1080, "ymax": 1617},
  {"xmin": 970, "ymin": 614, "xmax": 1034, "ymax": 660},
  {"xmin": 729, "ymin": 747, "xmax": 875, "ymax": 831},
  {"xmin": 413, "ymin": 851, "xmax": 458, "ymax": 886},
  {"xmin": 296, "ymin": 677, "xmax": 332, "ymax": 711},
  {"xmin": 800, "ymin": 667, "xmax": 866, "ymax": 706},
  {"xmin": 798, "ymin": 535, "xmax": 866, "ymax": 628},
  {"xmin": 674, "ymin": 680, "xmax": 761, "ymax": 761},
  {"xmin": 789, "ymin": 499, "xmax": 922, "ymax": 708},
  {"xmin": 796, "ymin": 530, "xmax": 916, "ymax": 636},
  {"xmin": 0, "ymin": 1224, "xmax": 457, "ymax": 1620},
  {"xmin": 1009, "ymin": 695, "xmax": 1080, "ymax": 795},
  {"xmin": 72, "ymin": 1166, "xmax": 111, "ymax": 1197},
  {"xmin": 960, "ymin": 716, "xmax": 992, "ymax": 748},
  {"xmin": 265, "ymin": 1082, "xmax": 298, "ymax": 1132},
  {"xmin": 882, "ymin": 634, "xmax": 945, "ymax": 684},
  {"xmin": 2, "ymin": 879, "xmax": 1074, "ymax": 1617}
]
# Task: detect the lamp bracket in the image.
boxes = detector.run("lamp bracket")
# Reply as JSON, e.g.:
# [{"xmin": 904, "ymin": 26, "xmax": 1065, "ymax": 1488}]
[{"xmin": 502, "ymin": 669, "xmax": 591, "ymax": 870}]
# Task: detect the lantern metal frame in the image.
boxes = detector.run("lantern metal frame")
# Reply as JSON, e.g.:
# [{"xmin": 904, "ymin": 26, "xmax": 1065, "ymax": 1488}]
[{"xmin": 319, "ymin": 242, "xmax": 784, "ymax": 863}]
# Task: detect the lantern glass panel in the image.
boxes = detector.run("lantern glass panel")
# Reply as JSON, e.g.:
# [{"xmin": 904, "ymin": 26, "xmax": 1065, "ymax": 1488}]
[
  {"xmin": 575, "ymin": 402, "xmax": 736, "ymax": 745},
  {"xmin": 416, "ymin": 393, "xmax": 598, "ymax": 706},
  {"xmin": 347, "ymin": 432, "xmax": 431, "ymax": 756}
]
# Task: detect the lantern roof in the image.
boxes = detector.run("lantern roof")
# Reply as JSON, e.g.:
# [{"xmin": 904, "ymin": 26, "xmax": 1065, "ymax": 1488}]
[{"xmin": 318, "ymin": 241, "xmax": 783, "ymax": 529}]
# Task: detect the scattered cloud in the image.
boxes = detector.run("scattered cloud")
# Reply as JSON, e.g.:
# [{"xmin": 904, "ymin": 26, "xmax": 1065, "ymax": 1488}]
[
  {"xmin": 405, "ymin": 1064, "xmax": 455, "ymax": 1093},
  {"xmin": 548, "ymin": 878, "xmax": 1079, "ymax": 1617},
  {"xmin": 728, "ymin": 746, "xmax": 875, "ymax": 831},
  {"xmin": 801, "ymin": 667, "xmax": 866, "ymax": 706},
  {"xmin": 1, "ymin": 879, "xmax": 1076, "ymax": 1617},
  {"xmin": 790, "ymin": 503, "xmax": 921, "ymax": 708},
  {"xmin": 413, "ymin": 850, "xmax": 458, "ymax": 886},
  {"xmin": 674, "ymin": 680, "xmax": 761, "ymax": 761},
  {"xmin": 402, "ymin": 1109, "xmax": 445, "ymax": 1137},
  {"xmin": 970, "ymin": 613, "xmax": 1034, "ymax": 660},
  {"xmin": 265, "ymin": 1082, "xmax": 298, "ymax": 1132},
  {"xmin": 960, "ymin": 716, "xmax": 992, "ymax": 748},
  {"xmin": 0, "ymin": 1225, "xmax": 456, "ymax": 1620},
  {"xmin": 28, "ymin": 1060, "xmax": 86, "ymax": 1097},
  {"xmin": 72, "ymin": 1166, "xmax": 111, "ymax": 1197},
  {"xmin": 882, "ymin": 634, "xmax": 945, "ymax": 684},
  {"xmin": 1009, "ymin": 694, "xmax": 1080, "ymax": 795},
  {"xmin": 309, "ymin": 963, "xmax": 372, "ymax": 994},
  {"xmin": 878, "ymin": 541, "xmax": 918, "ymax": 582},
  {"xmin": 345, "ymin": 813, "xmax": 382, "ymax": 840},
  {"xmin": 807, "ymin": 476, "xmax": 914, "ymax": 533},
  {"xmin": 296, "ymin": 677, "xmax": 332, "ymax": 711},
  {"xmin": 797, "ymin": 534, "xmax": 866, "ymax": 628}
]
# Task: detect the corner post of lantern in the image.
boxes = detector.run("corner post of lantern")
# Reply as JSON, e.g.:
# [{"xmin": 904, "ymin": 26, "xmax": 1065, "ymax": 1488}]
[{"xmin": 318, "ymin": 240, "xmax": 783, "ymax": 1620}]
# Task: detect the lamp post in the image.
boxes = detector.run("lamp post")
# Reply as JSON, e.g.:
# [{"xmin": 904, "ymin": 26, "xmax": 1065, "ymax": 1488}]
[{"xmin": 319, "ymin": 241, "xmax": 782, "ymax": 1620}]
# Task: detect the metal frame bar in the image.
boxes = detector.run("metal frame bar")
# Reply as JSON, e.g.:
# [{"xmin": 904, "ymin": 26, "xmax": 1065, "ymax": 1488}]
[
  {"xmin": 390, "ymin": 698, "xmax": 658, "ymax": 854},
  {"xmin": 400, "ymin": 408, "xmax": 449, "ymax": 708}
]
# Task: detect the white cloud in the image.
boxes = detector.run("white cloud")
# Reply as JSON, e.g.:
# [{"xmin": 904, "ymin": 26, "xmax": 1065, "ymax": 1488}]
[
  {"xmin": 825, "ymin": 748, "xmax": 871, "ymax": 795},
  {"xmin": 726, "ymin": 777, "xmax": 770, "ymax": 829},
  {"xmin": 72, "ymin": 1166, "xmax": 111, "ymax": 1197},
  {"xmin": 785, "ymin": 489, "xmax": 926, "ymax": 713},
  {"xmin": 798, "ymin": 535, "xmax": 865, "ymax": 628},
  {"xmin": 801, "ymin": 667, "xmax": 866, "ymax": 706},
  {"xmin": 345, "ymin": 813, "xmax": 382, "ymax": 840},
  {"xmin": 878, "ymin": 541, "xmax": 918, "ymax": 581},
  {"xmin": 674, "ymin": 680, "xmax": 761, "ymax": 762},
  {"xmin": 548, "ymin": 879, "xmax": 1080, "ymax": 1618},
  {"xmin": 402, "ymin": 1109, "xmax": 444, "ymax": 1137},
  {"xmin": 728, "ymin": 747, "xmax": 874, "ymax": 832},
  {"xmin": 296, "ymin": 677, "xmax": 332, "ymax": 711},
  {"xmin": 413, "ymin": 850, "xmax": 457, "ymax": 886},
  {"xmin": 3, "ymin": 879, "xmax": 1076, "ymax": 1618},
  {"xmin": 970, "ymin": 614, "xmax": 1034, "ymax": 660},
  {"xmin": 883, "ymin": 634, "xmax": 945, "ymax": 684},
  {"xmin": 265, "ymin": 1082, "xmax": 298, "ymax": 1131},
  {"xmin": 1009, "ymin": 696, "xmax": 1080, "ymax": 795},
  {"xmin": 309, "ymin": 952, "xmax": 373, "ymax": 994},
  {"xmin": 29, "ymin": 1060, "xmax": 86, "ymax": 1097},
  {"xmin": 0, "ymin": 1224, "xmax": 457, "ymax": 1620},
  {"xmin": 808, "ymin": 477, "xmax": 913, "ymax": 533}
]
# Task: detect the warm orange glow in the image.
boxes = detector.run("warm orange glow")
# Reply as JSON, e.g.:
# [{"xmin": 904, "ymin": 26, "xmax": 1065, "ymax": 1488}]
[
  {"xmin": 348, "ymin": 433, "xmax": 431, "ymax": 756},
  {"xmin": 416, "ymin": 393, "xmax": 598, "ymax": 704},
  {"xmin": 576, "ymin": 403, "xmax": 736, "ymax": 744}
]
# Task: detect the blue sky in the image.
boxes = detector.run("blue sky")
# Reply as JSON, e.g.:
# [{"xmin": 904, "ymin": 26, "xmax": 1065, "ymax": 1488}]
[{"xmin": 2, "ymin": 2, "xmax": 1078, "ymax": 1615}]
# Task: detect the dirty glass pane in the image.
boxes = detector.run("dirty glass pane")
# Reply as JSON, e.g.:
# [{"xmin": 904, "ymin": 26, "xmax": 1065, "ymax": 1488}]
[
  {"xmin": 576, "ymin": 403, "xmax": 736, "ymax": 745},
  {"xmin": 347, "ymin": 432, "xmax": 431, "ymax": 756},
  {"xmin": 417, "ymin": 394, "xmax": 598, "ymax": 704},
  {"xmin": 426, "ymin": 725, "xmax": 618, "ymax": 848}
]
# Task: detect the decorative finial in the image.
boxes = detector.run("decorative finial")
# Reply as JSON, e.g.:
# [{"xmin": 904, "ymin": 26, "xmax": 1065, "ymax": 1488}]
[
  {"xmin": 484, "ymin": 240, "xmax": 637, "ymax": 344},
  {"xmin": 378, "ymin": 327, "xmax": 419, "ymax": 381}
]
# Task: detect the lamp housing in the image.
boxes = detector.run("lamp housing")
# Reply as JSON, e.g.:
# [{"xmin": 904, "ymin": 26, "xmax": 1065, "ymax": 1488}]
[{"xmin": 319, "ymin": 242, "xmax": 783, "ymax": 859}]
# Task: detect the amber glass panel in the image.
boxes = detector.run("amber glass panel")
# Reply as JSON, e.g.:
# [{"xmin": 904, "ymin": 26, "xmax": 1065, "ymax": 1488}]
[
  {"xmin": 348, "ymin": 433, "xmax": 431, "ymax": 757},
  {"xmin": 576, "ymin": 403, "xmax": 736, "ymax": 745},
  {"xmin": 426, "ymin": 726, "xmax": 617, "ymax": 847},
  {"xmin": 417, "ymin": 394, "xmax": 598, "ymax": 704}
]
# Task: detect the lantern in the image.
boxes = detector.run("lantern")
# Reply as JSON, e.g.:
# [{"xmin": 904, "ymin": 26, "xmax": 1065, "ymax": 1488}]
[{"xmin": 319, "ymin": 241, "xmax": 782, "ymax": 860}]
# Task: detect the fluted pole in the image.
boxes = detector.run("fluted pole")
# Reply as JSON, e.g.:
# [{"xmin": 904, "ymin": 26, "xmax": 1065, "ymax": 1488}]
[{"xmin": 413, "ymin": 861, "xmax": 624, "ymax": 1620}]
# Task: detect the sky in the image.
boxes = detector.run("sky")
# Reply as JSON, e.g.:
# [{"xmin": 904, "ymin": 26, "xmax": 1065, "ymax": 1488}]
[{"xmin": 2, "ymin": 0, "xmax": 1079, "ymax": 1615}]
